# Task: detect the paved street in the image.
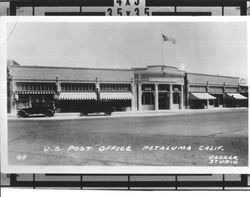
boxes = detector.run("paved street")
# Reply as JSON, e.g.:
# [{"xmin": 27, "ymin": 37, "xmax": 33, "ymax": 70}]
[{"xmin": 7, "ymin": 108, "xmax": 248, "ymax": 166}]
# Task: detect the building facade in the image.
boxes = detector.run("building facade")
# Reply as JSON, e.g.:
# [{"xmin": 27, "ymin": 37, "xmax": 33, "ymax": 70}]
[
  {"xmin": 7, "ymin": 62, "xmax": 248, "ymax": 114},
  {"xmin": 134, "ymin": 66, "xmax": 185, "ymax": 111},
  {"xmin": 185, "ymin": 73, "xmax": 248, "ymax": 109}
]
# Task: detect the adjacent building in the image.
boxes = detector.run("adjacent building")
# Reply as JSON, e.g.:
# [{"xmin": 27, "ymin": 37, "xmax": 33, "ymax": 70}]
[
  {"xmin": 185, "ymin": 73, "xmax": 247, "ymax": 109},
  {"xmin": 7, "ymin": 62, "xmax": 248, "ymax": 114}
]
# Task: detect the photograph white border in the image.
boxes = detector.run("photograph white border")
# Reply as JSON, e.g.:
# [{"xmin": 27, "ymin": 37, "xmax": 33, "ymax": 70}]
[{"xmin": 0, "ymin": 16, "xmax": 249, "ymax": 174}]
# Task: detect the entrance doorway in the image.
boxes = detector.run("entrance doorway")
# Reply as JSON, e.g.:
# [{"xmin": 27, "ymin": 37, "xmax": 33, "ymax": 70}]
[
  {"xmin": 158, "ymin": 92, "xmax": 169, "ymax": 109},
  {"xmin": 211, "ymin": 94, "xmax": 224, "ymax": 107}
]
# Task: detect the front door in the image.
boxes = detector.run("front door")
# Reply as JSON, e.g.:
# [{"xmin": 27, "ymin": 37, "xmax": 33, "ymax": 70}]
[{"xmin": 158, "ymin": 92, "xmax": 169, "ymax": 109}]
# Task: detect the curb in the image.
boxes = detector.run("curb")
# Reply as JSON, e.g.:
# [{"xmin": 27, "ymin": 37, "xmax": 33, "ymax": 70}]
[{"xmin": 7, "ymin": 107, "xmax": 247, "ymax": 120}]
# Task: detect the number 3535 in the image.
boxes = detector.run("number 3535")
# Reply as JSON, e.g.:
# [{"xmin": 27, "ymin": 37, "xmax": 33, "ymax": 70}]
[{"xmin": 107, "ymin": 0, "xmax": 150, "ymax": 16}]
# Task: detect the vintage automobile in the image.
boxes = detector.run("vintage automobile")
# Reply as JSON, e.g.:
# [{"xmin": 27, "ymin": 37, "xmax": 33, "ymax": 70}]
[
  {"xmin": 80, "ymin": 101, "xmax": 114, "ymax": 116},
  {"xmin": 17, "ymin": 102, "xmax": 56, "ymax": 118}
]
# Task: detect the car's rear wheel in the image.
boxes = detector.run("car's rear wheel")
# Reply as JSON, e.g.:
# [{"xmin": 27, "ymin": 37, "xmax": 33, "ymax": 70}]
[{"xmin": 80, "ymin": 112, "xmax": 88, "ymax": 116}]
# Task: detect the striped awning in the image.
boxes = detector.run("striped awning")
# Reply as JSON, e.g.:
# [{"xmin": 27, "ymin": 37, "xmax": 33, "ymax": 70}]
[
  {"xmin": 226, "ymin": 93, "xmax": 247, "ymax": 100},
  {"xmin": 100, "ymin": 92, "xmax": 133, "ymax": 100},
  {"xmin": 16, "ymin": 91, "xmax": 54, "ymax": 94},
  {"xmin": 59, "ymin": 92, "xmax": 97, "ymax": 100},
  {"xmin": 190, "ymin": 93, "xmax": 216, "ymax": 100}
]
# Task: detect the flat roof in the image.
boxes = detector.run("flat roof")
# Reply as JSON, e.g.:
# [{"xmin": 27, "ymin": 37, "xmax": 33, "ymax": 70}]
[
  {"xmin": 9, "ymin": 65, "xmax": 134, "ymax": 82},
  {"xmin": 186, "ymin": 72, "xmax": 239, "ymax": 79},
  {"xmin": 11, "ymin": 65, "xmax": 132, "ymax": 72}
]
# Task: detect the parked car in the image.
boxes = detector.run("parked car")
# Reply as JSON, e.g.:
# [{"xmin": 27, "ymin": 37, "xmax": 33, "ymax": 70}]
[
  {"xmin": 80, "ymin": 101, "xmax": 114, "ymax": 116},
  {"xmin": 17, "ymin": 102, "xmax": 55, "ymax": 118}
]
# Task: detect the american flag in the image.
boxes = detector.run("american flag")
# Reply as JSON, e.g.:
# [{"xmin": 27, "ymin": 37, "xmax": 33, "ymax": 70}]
[{"xmin": 162, "ymin": 34, "xmax": 176, "ymax": 44}]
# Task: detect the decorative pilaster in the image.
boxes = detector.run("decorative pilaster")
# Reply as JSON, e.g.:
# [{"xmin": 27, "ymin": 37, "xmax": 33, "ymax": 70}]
[
  {"xmin": 131, "ymin": 78, "xmax": 136, "ymax": 111},
  {"xmin": 169, "ymin": 84, "xmax": 173, "ymax": 110},
  {"xmin": 138, "ymin": 83, "xmax": 142, "ymax": 110},
  {"xmin": 155, "ymin": 83, "xmax": 159, "ymax": 110},
  {"xmin": 180, "ymin": 85, "xmax": 184, "ymax": 109}
]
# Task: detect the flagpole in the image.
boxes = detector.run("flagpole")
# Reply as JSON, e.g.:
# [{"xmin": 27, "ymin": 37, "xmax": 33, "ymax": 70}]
[{"xmin": 161, "ymin": 27, "xmax": 164, "ymax": 66}]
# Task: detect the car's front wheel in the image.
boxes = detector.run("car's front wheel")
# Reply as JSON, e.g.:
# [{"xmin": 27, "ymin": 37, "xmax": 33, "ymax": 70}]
[{"xmin": 44, "ymin": 110, "xmax": 54, "ymax": 117}]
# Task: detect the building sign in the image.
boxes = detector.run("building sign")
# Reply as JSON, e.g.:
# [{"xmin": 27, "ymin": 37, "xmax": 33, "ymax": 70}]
[{"xmin": 149, "ymin": 77, "xmax": 183, "ymax": 84}]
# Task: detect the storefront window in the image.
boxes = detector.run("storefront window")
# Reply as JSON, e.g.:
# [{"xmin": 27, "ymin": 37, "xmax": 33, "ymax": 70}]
[{"xmin": 16, "ymin": 94, "xmax": 30, "ymax": 110}]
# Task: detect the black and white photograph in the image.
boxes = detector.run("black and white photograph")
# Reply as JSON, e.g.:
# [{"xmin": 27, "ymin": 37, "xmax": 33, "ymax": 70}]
[{"xmin": 0, "ymin": 17, "xmax": 249, "ymax": 174}]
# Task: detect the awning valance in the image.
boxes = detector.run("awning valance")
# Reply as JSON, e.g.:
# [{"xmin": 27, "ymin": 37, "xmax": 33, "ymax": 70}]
[
  {"xmin": 59, "ymin": 92, "xmax": 96, "ymax": 100},
  {"xmin": 100, "ymin": 92, "xmax": 133, "ymax": 100},
  {"xmin": 16, "ymin": 91, "xmax": 54, "ymax": 94},
  {"xmin": 226, "ymin": 93, "xmax": 247, "ymax": 100},
  {"xmin": 190, "ymin": 93, "xmax": 216, "ymax": 100}
]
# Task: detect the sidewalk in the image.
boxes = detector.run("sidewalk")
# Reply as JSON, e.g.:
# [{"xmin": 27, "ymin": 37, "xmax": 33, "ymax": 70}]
[{"xmin": 8, "ymin": 107, "xmax": 248, "ymax": 120}]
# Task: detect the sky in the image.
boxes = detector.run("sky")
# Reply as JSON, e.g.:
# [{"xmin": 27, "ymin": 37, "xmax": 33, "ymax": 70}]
[{"xmin": 7, "ymin": 21, "xmax": 248, "ymax": 78}]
